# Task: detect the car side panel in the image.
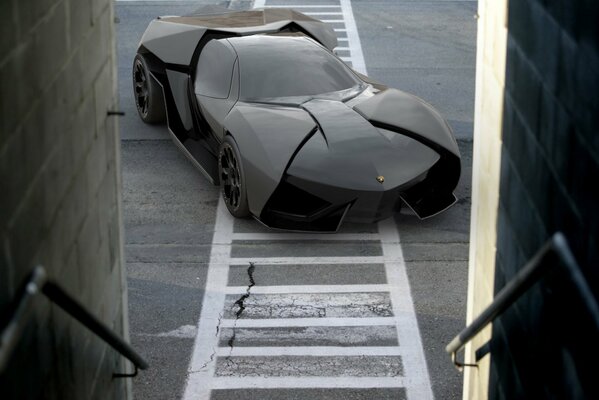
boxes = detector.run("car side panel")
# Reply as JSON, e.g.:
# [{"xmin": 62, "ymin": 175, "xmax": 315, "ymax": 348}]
[
  {"xmin": 224, "ymin": 104, "xmax": 316, "ymax": 216},
  {"xmin": 166, "ymin": 70, "xmax": 193, "ymax": 131}
]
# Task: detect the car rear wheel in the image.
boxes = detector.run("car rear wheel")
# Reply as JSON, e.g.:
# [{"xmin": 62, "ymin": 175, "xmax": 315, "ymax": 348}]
[
  {"xmin": 219, "ymin": 136, "xmax": 250, "ymax": 218},
  {"xmin": 133, "ymin": 53, "xmax": 166, "ymax": 123}
]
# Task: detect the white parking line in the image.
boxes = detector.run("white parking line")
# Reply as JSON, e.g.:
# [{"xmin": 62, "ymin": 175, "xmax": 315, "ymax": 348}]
[
  {"xmin": 340, "ymin": 0, "xmax": 366, "ymax": 74},
  {"xmin": 182, "ymin": 199, "xmax": 233, "ymax": 400},
  {"xmin": 231, "ymin": 232, "xmax": 380, "ymax": 241},
  {"xmin": 216, "ymin": 346, "xmax": 403, "ymax": 357},
  {"xmin": 260, "ymin": 4, "xmax": 342, "ymax": 8},
  {"xmin": 379, "ymin": 219, "xmax": 434, "ymax": 399},
  {"xmin": 304, "ymin": 12, "xmax": 343, "ymax": 16},
  {"xmin": 219, "ymin": 317, "xmax": 396, "ymax": 328},
  {"xmin": 228, "ymin": 256, "xmax": 388, "ymax": 265},
  {"xmin": 224, "ymin": 284, "xmax": 390, "ymax": 294},
  {"xmin": 210, "ymin": 377, "xmax": 407, "ymax": 390}
]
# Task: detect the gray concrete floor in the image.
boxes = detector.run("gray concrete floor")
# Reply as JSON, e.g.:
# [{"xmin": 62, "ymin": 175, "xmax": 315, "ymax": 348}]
[{"xmin": 117, "ymin": 1, "xmax": 475, "ymax": 399}]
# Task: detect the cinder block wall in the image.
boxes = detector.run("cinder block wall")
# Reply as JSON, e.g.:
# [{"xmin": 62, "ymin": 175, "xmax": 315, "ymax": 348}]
[
  {"xmin": 497, "ymin": 0, "xmax": 598, "ymax": 297},
  {"xmin": 489, "ymin": 0, "xmax": 599, "ymax": 398},
  {"xmin": 0, "ymin": 0, "xmax": 130, "ymax": 398},
  {"xmin": 465, "ymin": 0, "xmax": 599, "ymax": 398}
]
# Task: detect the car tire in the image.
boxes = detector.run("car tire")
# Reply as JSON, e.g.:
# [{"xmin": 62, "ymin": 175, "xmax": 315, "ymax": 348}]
[
  {"xmin": 132, "ymin": 53, "xmax": 166, "ymax": 124},
  {"xmin": 219, "ymin": 135, "xmax": 250, "ymax": 218}
]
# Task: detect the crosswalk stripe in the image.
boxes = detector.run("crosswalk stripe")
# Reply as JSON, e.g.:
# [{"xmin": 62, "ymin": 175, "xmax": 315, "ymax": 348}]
[
  {"xmin": 227, "ymin": 256, "xmax": 387, "ymax": 264},
  {"xmin": 224, "ymin": 284, "xmax": 390, "ymax": 294},
  {"xmin": 304, "ymin": 12, "xmax": 343, "ymax": 15},
  {"xmin": 219, "ymin": 317, "xmax": 396, "ymax": 328},
  {"xmin": 231, "ymin": 232, "xmax": 380, "ymax": 241},
  {"xmin": 210, "ymin": 376, "xmax": 407, "ymax": 389},
  {"xmin": 260, "ymin": 5, "xmax": 341, "ymax": 8},
  {"xmin": 215, "ymin": 346, "xmax": 403, "ymax": 357}
]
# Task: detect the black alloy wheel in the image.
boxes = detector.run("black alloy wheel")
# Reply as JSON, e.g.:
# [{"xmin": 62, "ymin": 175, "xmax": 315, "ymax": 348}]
[
  {"xmin": 132, "ymin": 54, "xmax": 166, "ymax": 123},
  {"xmin": 219, "ymin": 136, "xmax": 249, "ymax": 217},
  {"xmin": 133, "ymin": 59, "xmax": 149, "ymax": 117}
]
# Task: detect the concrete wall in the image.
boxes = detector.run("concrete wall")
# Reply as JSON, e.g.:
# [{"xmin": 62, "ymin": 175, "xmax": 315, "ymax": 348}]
[
  {"xmin": 463, "ymin": 0, "xmax": 507, "ymax": 397},
  {"xmin": 0, "ymin": 0, "xmax": 130, "ymax": 398},
  {"xmin": 465, "ymin": 0, "xmax": 599, "ymax": 398},
  {"xmin": 489, "ymin": 0, "xmax": 599, "ymax": 398}
]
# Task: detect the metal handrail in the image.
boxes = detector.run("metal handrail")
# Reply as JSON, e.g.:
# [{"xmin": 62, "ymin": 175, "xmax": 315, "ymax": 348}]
[
  {"xmin": 0, "ymin": 266, "xmax": 148, "ymax": 377},
  {"xmin": 446, "ymin": 232, "xmax": 599, "ymax": 370}
]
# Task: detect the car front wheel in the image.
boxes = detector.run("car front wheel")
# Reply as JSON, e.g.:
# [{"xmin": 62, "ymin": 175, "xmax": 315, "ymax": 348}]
[{"xmin": 219, "ymin": 136, "xmax": 250, "ymax": 218}]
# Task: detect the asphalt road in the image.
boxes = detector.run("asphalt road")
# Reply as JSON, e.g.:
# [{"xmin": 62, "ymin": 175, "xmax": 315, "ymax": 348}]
[{"xmin": 116, "ymin": 1, "xmax": 476, "ymax": 399}]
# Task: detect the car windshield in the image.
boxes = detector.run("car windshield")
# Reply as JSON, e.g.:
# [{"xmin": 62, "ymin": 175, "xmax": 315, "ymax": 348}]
[{"xmin": 230, "ymin": 36, "xmax": 361, "ymax": 100}]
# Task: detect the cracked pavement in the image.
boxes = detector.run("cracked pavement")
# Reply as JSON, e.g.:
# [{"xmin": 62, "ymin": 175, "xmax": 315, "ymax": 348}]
[{"xmin": 227, "ymin": 262, "xmax": 256, "ymax": 351}]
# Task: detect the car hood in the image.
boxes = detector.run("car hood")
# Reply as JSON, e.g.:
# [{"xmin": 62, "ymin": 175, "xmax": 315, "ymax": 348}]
[{"xmin": 288, "ymin": 99, "xmax": 440, "ymax": 191}]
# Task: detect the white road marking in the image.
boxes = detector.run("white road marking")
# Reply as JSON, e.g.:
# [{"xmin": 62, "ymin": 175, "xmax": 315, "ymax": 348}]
[
  {"xmin": 261, "ymin": 4, "xmax": 342, "ymax": 8},
  {"xmin": 210, "ymin": 377, "xmax": 407, "ymax": 389},
  {"xmin": 216, "ymin": 346, "xmax": 403, "ymax": 357},
  {"xmin": 228, "ymin": 256, "xmax": 388, "ymax": 264},
  {"xmin": 224, "ymin": 284, "xmax": 390, "ymax": 294},
  {"xmin": 231, "ymin": 232, "xmax": 380, "ymax": 241},
  {"xmin": 340, "ymin": 0, "xmax": 366, "ymax": 74},
  {"xmin": 182, "ymin": 200, "xmax": 233, "ymax": 400},
  {"xmin": 379, "ymin": 219, "xmax": 434, "ymax": 400},
  {"xmin": 304, "ymin": 12, "xmax": 343, "ymax": 16},
  {"xmin": 219, "ymin": 317, "xmax": 396, "ymax": 328}
]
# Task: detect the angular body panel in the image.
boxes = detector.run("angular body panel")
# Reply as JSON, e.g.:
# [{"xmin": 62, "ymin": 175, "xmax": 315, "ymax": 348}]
[
  {"xmin": 224, "ymin": 104, "xmax": 316, "ymax": 216},
  {"xmin": 139, "ymin": 8, "xmax": 337, "ymax": 65},
  {"xmin": 140, "ymin": 20, "xmax": 207, "ymax": 65},
  {"xmin": 297, "ymin": 100, "xmax": 439, "ymax": 191},
  {"xmin": 354, "ymin": 88, "xmax": 460, "ymax": 157}
]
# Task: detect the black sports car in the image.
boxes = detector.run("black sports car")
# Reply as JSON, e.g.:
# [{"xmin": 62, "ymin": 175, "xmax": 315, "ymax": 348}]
[{"xmin": 133, "ymin": 7, "xmax": 461, "ymax": 232}]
